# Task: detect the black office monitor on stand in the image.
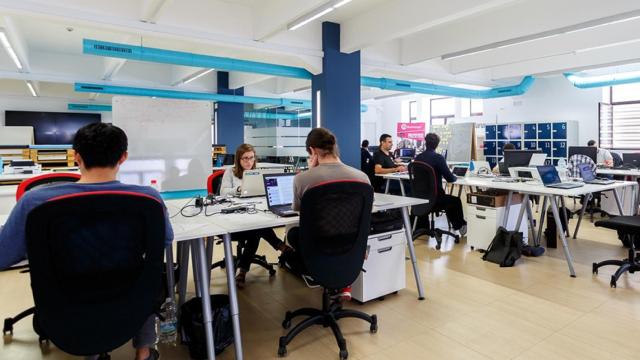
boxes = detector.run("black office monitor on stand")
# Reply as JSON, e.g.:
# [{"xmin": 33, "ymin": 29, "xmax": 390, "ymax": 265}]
[
  {"xmin": 623, "ymin": 153, "xmax": 640, "ymax": 168},
  {"xmin": 568, "ymin": 146, "xmax": 597, "ymax": 163},
  {"xmin": 504, "ymin": 149, "xmax": 542, "ymax": 170}
]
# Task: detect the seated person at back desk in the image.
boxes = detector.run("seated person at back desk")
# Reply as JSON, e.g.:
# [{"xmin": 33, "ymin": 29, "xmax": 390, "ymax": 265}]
[
  {"xmin": 588, "ymin": 139, "xmax": 613, "ymax": 167},
  {"xmin": 415, "ymin": 133, "xmax": 467, "ymax": 236},
  {"xmin": 373, "ymin": 134, "xmax": 407, "ymax": 192},
  {"xmin": 0, "ymin": 123, "xmax": 172, "ymax": 360},
  {"xmin": 492, "ymin": 143, "xmax": 516, "ymax": 175}
]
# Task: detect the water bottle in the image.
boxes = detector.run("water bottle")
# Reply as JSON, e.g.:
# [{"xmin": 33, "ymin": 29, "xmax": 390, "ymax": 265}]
[
  {"xmin": 157, "ymin": 298, "xmax": 178, "ymax": 346},
  {"xmin": 557, "ymin": 158, "xmax": 568, "ymax": 180},
  {"xmin": 468, "ymin": 160, "xmax": 475, "ymax": 175}
]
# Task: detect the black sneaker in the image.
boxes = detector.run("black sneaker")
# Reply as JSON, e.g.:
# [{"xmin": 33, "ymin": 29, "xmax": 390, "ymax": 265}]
[{"xmin": 143, "ymin": 348, "xmax": 160, "ymax": 360}]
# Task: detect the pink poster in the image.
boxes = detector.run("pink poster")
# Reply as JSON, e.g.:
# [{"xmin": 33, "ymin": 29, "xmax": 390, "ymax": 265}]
[{"xmin": 396, "ymin": 122, "xmax": 425, "ymax": 140}]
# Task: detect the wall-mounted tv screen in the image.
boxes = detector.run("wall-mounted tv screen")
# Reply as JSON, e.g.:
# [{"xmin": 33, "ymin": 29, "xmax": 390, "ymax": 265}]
[{"xmin": 5, "ymin": 111, "xmax": 101, "ymax": 145}]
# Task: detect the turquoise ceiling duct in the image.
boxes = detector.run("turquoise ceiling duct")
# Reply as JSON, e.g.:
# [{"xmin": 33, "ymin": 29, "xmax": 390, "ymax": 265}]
[
  {"xmin": 83, "ymin": 39, "xmax": 313, "ymax": 80},
  {"xmin": 564, "ymin": 72, "xmax": 640, "ymax": 89},
  {"xmin": 361, "ymin": 76, "xmax": 535, "ymax": 99},
  {"xmin": 244, "ymin": 111, "xmax": 309, "ymax": 120},
  {"xmin": 68, "ymin": 103, "xmax": 112, "ymax": 111},
  {"xmin": 74, "ymin": 83, "xmax": 312, "ymax": 107}
]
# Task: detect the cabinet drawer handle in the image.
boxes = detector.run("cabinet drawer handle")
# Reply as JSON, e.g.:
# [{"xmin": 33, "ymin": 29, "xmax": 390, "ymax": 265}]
[
  {"xmin": 476, "ymin": 215, "xmax": 486, "ymax": 220},
  {"xmin": 477, "ymin": 207, "xmax": 486, "ymax": 211},
  {"xmin": 377, "ymin": 246, "xmax": 393, "ymax": 253},
  {"xmin": 376, "ymin": 235, "xmax": 393, "ymax": 241}
]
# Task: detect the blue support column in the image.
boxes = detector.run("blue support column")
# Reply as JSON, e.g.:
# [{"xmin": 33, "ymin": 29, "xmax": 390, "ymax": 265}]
[
  {"xmin": 312, "ymin": 22, "xmax": 361, "ymax": 168},
  {"xmin": 217, "ymin": 71, "xmax": 245, "ymax": 153}
]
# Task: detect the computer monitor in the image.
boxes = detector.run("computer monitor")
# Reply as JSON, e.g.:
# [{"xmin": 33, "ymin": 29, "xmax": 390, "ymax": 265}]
[
  {"xmin": 623, "ymin": 153, "xmax": 640, "ymax": 167},
  {"xmin": 367, "ymin": 145, "xmax": 379, "ymax": 153},
  {"xmin": 568, "ymin": 146, "xmax": 597, "ymax": 163},
  {"xmin": 399, "ymin": 148, "xmax": 415, "ymax": 158},
  {"xmin": 504, "ymin": 150, "xmax": 542, "ymax": 169},
  {"xmin": 222, "ymin": 154, "xmax": 235, "ymax": 165}
]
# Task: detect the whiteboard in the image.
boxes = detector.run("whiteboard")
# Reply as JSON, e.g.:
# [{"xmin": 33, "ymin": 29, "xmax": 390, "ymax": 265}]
[
  {"xmin": 0, "ymin": 126, "xmax": 33, "ymax": 145},
  {"xmin": 432, "ymin": 123, "xmax": 475, "ymax": 162},
  {"xmin": 112, "ymin": 96, "xmax": 212, "ymax": 192}
]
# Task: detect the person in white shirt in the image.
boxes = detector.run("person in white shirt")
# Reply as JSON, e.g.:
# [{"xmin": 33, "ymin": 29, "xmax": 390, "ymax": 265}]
[{"xmin": 588, "ymin": 140, "xmax": 613, "ymax": 167}]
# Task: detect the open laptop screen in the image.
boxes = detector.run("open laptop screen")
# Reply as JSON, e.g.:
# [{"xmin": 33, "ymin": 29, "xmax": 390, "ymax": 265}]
[
  {"xmin": 578, "ymin": 163, "xmax": 596, "ymax": 181},
  {"xmin": 264, "ymin": 173, "xmax": 295, "ymax": 207},
  {"xmin": 537, "ymin": 165, "xmax": 560, "ymax": 185}
]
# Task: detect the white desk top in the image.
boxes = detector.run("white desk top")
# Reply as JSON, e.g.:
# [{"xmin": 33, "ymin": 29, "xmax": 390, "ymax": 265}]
[
  {"xmin": 0, "ymin": 185, "xmax": 17, "ymax": 196},
  {"xmin": 596, "ymin": 168, "xmax": 640, "ymax": 176},
  {"xmin": 212, "ymin": 162, "xmax": 294, "ymax": 171}
]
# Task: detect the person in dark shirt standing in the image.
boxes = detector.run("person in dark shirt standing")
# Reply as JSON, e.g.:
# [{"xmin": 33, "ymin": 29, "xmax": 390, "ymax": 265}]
[
  {"xmin": 360, "ymin": 139, "xmax": 374, "ymax": 183},
  {"xmin": 414, "ymin": 133, "xmax": 467, "ymax": 236},
  {"xmin": 373, "ymin": 134, "xmax": 407, "ymax": 192}
]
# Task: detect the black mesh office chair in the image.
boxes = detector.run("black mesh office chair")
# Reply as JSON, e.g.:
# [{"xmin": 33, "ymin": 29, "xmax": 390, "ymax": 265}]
[
  {"xmin": 15, "ymin": 191, "xmax": 165, "ymax": 357},
  {"xmin": 278, "ymin": 181, "xmax": 377, "ymax": 360},
  {"xmin": 409, "ymin": 161, "xmax": 459, "ymax": 250},
  {"xmin": 592, "ymin": 216, "xmax": 640, "ymax": 288},
  {"xmin": 3, "ymin": 173, "xmax": 81, "ymax": 336}
]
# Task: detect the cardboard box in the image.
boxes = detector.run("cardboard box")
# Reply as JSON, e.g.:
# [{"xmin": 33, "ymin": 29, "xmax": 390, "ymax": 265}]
[{"xmin": 466, "ymin": 190, "xmax": 523, "ymax": 208}]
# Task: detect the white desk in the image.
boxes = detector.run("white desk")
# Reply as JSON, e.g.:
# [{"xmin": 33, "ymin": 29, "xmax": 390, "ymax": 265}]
[
  {"xmin": 596, "ymin": 168, "xmax": 640, "ymax": 178},
  {"xmin": 212, "ymin": 162, "xmax": 294, "ymax": 171},
  {"xmin": 0, "ymin": 186, "xmax": 17, "ymax": 214}
]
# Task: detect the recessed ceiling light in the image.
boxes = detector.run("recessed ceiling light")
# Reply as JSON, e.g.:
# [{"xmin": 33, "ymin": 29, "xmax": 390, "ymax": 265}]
[
  {"xmin": 0, "ymin": 29, "xmax": 23, "ymax": 70},
  {"xmin": 288, "ymin": 0, "xmax": 353, "ymax": 31}
]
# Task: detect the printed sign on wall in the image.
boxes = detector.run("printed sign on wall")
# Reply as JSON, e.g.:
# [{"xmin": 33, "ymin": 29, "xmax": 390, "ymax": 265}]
[{"xmin": 396, "ymin": 122, "xmax": 425, "ymax": 139}]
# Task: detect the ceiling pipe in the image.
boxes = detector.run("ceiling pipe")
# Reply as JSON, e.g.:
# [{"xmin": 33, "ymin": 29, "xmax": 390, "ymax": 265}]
[
  {"xmin": 564, "ymin": 72, "xmax": 640, "ymax": 89},
  {"xmin": 68, "ymin": 103, "xmax": 112, "ymax": 111}
]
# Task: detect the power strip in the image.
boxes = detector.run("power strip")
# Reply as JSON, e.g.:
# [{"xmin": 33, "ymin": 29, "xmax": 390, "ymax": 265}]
[{"xmin": 221, "ymin": 205, "xmax": 248, "ymax": 214}]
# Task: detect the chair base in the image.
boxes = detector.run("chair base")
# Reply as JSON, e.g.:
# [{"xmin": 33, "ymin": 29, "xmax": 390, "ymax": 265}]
[
  {"xmin": 278, "ymin": 290, "xmax": 377, "ymax": 359},
  {"xmin": 412, "ymin": 215, "xmax": 459, "ymax": 250},
  {"xmin": 211, "ymin": 254, "xmax": 276, "ymax": 277},
  {"xmin": 593, "ymin": 247, "xmax": 640, "ymax": 288},
  {"xmin": 3, "ymin": 306, "xmax": 35, "ymax": 335}
]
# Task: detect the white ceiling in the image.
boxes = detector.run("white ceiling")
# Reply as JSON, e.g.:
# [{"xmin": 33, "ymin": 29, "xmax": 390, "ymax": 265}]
[{"xmin": 0, "ymin": 0, "xmax": 639, "ymax": 103}]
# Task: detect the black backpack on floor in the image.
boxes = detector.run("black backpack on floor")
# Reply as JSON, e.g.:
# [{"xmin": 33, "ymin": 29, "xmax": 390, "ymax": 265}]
[
  {"xmin": 482, "ymin": 227, "xmax": 523, "ymax": 267},
  {"xmin": 179, "ymin": 295, "xmax": 234, "ymax": 359}
]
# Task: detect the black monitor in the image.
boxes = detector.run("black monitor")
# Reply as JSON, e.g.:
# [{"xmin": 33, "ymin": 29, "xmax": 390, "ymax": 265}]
[
  {"xmin": 5, "ymin": 110, "xmax": 101, "ymax": 145},
  {"xmin": 399, "ymin": 148, "xmax": 415, "ymax": 158},
  {"xmin": 367, "ymin": 145, "xmax": 379, "ymax": 153},
  {"xmin": 222, "ymin": 154, "xmax": 235, "ymax": 165},
  {"xmin": 623, "ymin": 153, "xmax": 640, "ymax": 167},
  {"xmin": 568, "ymin": 146, "xmax": 597, "ymax": 163},
  {"xmin": 504, "ymin": 149, "xmax": 542, "ymax": 169}
]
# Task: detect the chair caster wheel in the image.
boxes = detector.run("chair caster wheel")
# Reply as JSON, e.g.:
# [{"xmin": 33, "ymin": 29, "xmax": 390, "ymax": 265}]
[
  {"xmin": 269, "ymin": 269, "xmax": 277, "ymax": 277},
  {"xmin": 454, "ymin": 236, "xmax": 460, "ymax": 244},
  {"xmin": 610, "ymin": 277, "xmax": 617, "ymax": 288},
  {"xmin": 278, "ymin": 337, "xmax": 287, "ymax": 357},
  {"xmin": 282, "ymin": 312, "xmax": 292, "ymax": 329},
  {"xmin": 435, "ymin": 243, "xmax": 441, "ymax": 250},
  {"xmin": 369, "ymin": 314, "xmax": 378, "ymax": 333},
  {"xmin": 592, "ymin": 263, "xmax": 598, "ymax": 275},
  {"xmin": 339, "ymin": 349, "xmax": 348, "ymax": 360},
  {"xmin": 38, "ymin": 337, "xmax": 48, "ymax": 345}
]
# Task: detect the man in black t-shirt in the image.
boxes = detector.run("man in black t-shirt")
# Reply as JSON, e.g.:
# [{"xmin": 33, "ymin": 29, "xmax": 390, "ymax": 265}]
[{"xmin": 373, "ymin": 134, "xmax": 406, "ymax": 192}]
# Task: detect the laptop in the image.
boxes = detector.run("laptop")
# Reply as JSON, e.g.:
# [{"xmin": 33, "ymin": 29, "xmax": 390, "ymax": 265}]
[
  {"xmin": 263, "ymin": 173, "xmax": 297, "ymax": 217},
  {"xmin": 528, "ymin": 153, "xmax": 547, "ymax": 166},
  {"xmin": 578, "ymin": 163, "xmax": 615, "ymax": 185},
  {"xmin": 536, "ymin": 165, "xmax": 583, "ymax": 189},
  {"xmin": 238, "ymin": 170, "xmax": 266, "ymax": 197},
  {"xmin": 452, "ymin": 166, "xmax": 468, "ymax": 176},
  {"xmin": 622, "ymin": 153, "xmax": 640, "ymax": 168}
]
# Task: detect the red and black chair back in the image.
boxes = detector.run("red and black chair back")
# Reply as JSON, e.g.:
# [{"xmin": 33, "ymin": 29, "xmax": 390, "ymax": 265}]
[
  {"xmin": 207, "ymin": 170, "xmax": 225, "ymax": 195},
  {"xmin": 16, "ymin": 173, "xmax": 81, "ymax": 201},
  {"xmin": 25, "ymin": 191, "xmax": 166, "ymax": 356},
  {"xmin": 408, "ymin": 161, "xmax": 437, "ymax": 217},
  {"xmin": 298, "ymin": 180, "xmax": 373, "ymax": 289}
]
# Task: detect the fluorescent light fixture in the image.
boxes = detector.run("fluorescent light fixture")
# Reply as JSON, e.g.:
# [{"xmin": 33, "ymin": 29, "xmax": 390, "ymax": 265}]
[
  {"xmin": 174, "ymin": 68, "xmax": 214, "ymax": 86},
  {"xmin": 288, "ymin": 0, "xmax": 353, "ymax": 31},
  {"xmin": 442, "ymin": 9, "xmax": 640, "ymax": 61},
  {"xmin": 297, "ymin": 111, "xmax": 312, "ymax": 118},
  {"xmin": 315, "ymin": 90, "xmax": 321, "ymax": 128},
  {"xmin": 25, "ymin": 81, "xmax": 37, "ymax": 97},
  {"xmin": 0, "ymin": 30, "xmax": 23, "ymax": 70}
]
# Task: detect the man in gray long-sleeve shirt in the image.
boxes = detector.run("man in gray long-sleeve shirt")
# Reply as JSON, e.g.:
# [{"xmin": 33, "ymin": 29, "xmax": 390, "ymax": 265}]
[{"xmin": 0, "ymin": 123, "xmax": 169, "ymax": 360}]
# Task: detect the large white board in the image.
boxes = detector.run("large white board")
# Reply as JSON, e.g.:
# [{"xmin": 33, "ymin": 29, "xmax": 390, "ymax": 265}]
[
  {"xmin": 112, "ymin": 96, "xmax": 212, "ymax": 192},
  {"xmin": 431, "ymin": 123, "xmax": 475, "ymax": 162}
]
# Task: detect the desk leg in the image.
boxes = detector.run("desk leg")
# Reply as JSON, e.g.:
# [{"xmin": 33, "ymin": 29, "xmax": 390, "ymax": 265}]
[
  {"xmin": 573, "ymin": 194, "xmax": 590, "ymax": 239},
  {"xmin": 448, "ymin": 184, "xmax": 454, "ymax": 195},
  {"xmin": 525, "ymin": 198, "xmax": 536, "ymax": 245},
  {"xmin": 190, "ymin": 243, "xmax": 201, "ymax": 298},
  {"xmin": 613, "ymin": 188, "xmax": 625, "ymax": 215},
  {"xmin": 549, "ymin": 196, "xmax": 577, "ymax": 277},
  {"xmin": 385, "ymin": 179, "xmax": 390, "ymax": 194},
  {"xmin": 535, "ymin": 197, "xmax": 548, "ymax": 247},
  {"xmin": 165, "ymin": 245, "xmax": 175, "ymax": 301},
  {"xmin": 502, "ymin": 191, "xmax": 513, "ymax": 228},
  {"xmin": 399, "ymin": 179, "xmax": 406, "ymax": 197},
  {"xmin": 457, "ymin": 185, "xmax": 463, "ymax": 198},
  {"xmin": 206, "ymin": 237, "xmax": 215, "ymax": 284},
  {"xmin": 515, "ymin": 194, "xmax": 529, "ymax": 231},
  {"xmin": 222, "ymin": 234, "xmax": 244, "ymax": 360},
  {"xmin": 193, "ymin": 238, "xmax": 217, "ymax": 360},
  {"xmin": 401, "ymin": 206, "xmax": 425, "ymax": 300},
  {"xmin": 178, "ymin": 242, "xmax": 189, "ymax": 309},
  {"xmin": 559, "ymin": 197, "xmax": 570, "ymax": 237}
]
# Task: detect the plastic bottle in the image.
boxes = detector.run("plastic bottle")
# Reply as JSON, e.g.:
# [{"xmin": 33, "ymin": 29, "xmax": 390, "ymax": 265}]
[
  {"xmin": 468, "ymin": 160, "xmax": 475, "ymax": 176},
  {"xmin": 557, "ymin": 158, "xmax": 568, "ymax": 180},
  {"xmin": 156, "ymin": 298, "xmax": 178, "ymax": 346},
  {"xmin": 150, "ymin": 179, "xmax": 161, "ymax": 192}
]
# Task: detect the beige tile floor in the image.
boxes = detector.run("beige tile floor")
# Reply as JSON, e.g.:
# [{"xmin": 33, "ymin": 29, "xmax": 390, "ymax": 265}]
[{"xmin": 2, "ymin": 203, "xmax": 639, "ymax": 360}]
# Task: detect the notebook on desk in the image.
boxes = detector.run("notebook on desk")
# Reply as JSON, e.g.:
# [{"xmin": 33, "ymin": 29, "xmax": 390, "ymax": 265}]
[{"xmin": 263, "ymin": 173, "xmax": 297, "ymax": 217}]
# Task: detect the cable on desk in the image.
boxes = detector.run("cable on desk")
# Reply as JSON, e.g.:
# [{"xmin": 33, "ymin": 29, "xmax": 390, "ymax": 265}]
[
  {"xmin": 180, "ymin": 204, "xmax": 203, "ymax": 218},
  {"xmin": 170, "ymin": 196, "xmax": 197, "ymax": 218}
]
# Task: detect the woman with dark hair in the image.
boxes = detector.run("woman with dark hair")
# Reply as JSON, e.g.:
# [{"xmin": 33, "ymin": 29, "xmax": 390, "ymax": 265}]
[{"xmin": 220, "ymin": 143, "xmax": 292, "ymax": 287}]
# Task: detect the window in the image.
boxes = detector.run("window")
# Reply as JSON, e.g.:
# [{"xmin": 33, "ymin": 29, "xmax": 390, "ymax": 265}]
[
  {"xmin": 409, "ymin": 100, "xmax": 417, "ymax": 122},
  {"xmin": 461, "ymin": 98, "xmax": 483, "ymax": 117},
  {"xmin": 430, "ymin": 97, "xmax": 455, "ymax": 127},
  {"xmin": 599, "ymin": 85, "xmax": 640, "ymax": 149}
]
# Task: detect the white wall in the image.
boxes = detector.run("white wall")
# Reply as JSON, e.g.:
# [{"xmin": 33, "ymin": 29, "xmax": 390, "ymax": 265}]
[
  {"xmin": 361, "ymin": 93, "xmax": 430, "ymax": 143},
  {"xmin": 0, "ymin": 95, "xmax": 113, "ymax": 126},
  {"xmin": 363, "ymin": 76, "xmax": 603, "ymax": 146}
]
